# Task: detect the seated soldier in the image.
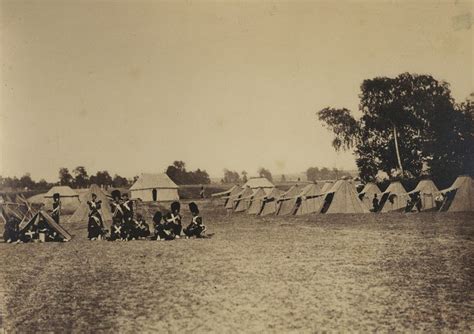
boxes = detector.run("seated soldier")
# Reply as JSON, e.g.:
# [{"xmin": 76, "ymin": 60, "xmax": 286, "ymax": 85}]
[
  {"xmin": 152, "ymin": 211, "xmax": 175, "ymax": 241},
  {"xmin": 183, "ymin": 202, "xmax": 207, "ymax": 238},
  {"xmin": 165, "ymin": 201, "xmax": 182, "ymax": 238},
  {"xmin": 19, "ymin": 223, "xmax": 37, "ymax": 243},
  {"xmin": 3, "ymin": 215, "xmax": 20, "ymax": 243},
  {"xmin": 134, "ymin": 213, "xmax": 150, "ymax": 239}
]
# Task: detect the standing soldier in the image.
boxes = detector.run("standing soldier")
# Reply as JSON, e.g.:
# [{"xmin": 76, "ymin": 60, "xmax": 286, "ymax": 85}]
[
  {"xmin": 51, "ymin": 193, "xmax": 62, "ymax": 224},
  {"xmin": 200, "ymin": 186, "xmax": 205, "ymax": 199},
  {"xmin": 372, "ymin": 194, "xmax": 379, "ymax": 212},
  {"xmin": 87, "ymin": 193, "xmax": 105, "ymax": 240},
  {"xmin": 121, "ymin": 193, "xmax": 134, "ymax": 240},
  {"xmin": 109, "ymin": 190, "xmax": 124, "ymax": 241}
]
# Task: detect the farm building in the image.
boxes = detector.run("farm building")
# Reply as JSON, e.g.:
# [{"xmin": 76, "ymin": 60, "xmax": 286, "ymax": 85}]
[{"xmin": 130, "ymin": 173, "xmax": 179, "ymax": 202}]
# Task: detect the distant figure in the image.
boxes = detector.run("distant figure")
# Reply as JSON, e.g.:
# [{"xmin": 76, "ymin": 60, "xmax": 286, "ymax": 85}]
[
  {"xmin": 435, "ymin": 193, "xmax": 445, "ymax": 210},
  {"xmin": 414, "ymin": 193, "xmax": 422, "ymax": 212},
  {"xmin": 372, "ymin": 194, "xmax": 379, "ymax": 212},
  {"xmin": 200, "ymin": 186, "xmax": 205, "ymax": 199},
  {"xmin": 184, "ymin": 202, "xmax": 206, "ymax": 238},
  {"xmin": 165, "ymin": 201, "xmax": 182, "ymax": 238},
  {"xmin": 51, "ymin": 193, "xmax": 61, "ymax": 224}
]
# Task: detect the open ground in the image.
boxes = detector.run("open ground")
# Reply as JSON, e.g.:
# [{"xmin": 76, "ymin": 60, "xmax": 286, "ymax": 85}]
[{"xmin": 1, "ymin": 200, "xmax": 473, "ymax": 332}]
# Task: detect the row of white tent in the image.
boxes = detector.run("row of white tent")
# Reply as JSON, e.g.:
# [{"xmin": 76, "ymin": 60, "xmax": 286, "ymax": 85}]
[{"xmin": 212, "ymin": 175, "xmax": 474, "ymax": 215}]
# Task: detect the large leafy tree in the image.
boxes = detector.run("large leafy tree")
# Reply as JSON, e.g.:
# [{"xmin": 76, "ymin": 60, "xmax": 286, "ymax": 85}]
[
  {"xmin": 318, "ymin": 73, "xmax": 473, "ymax": 182},
  {"xmin": 72, "ymin": 166, "xmax": 89, "ymax": 188},
  {"xmin": 59, "ymin": 168, "xmax": 73, "ymax": 186}
]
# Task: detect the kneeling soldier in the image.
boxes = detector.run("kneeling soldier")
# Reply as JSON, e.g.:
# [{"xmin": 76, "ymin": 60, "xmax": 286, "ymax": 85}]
[
  {"xmin": 165, "ymin": 201, "xmax": 182, "ymax": 238},
  {"xmin": 183, "ymin": 202, "xmax": 206, "ymax": 238}
]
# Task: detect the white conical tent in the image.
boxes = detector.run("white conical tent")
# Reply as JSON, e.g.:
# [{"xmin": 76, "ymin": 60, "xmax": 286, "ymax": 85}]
[
  {"xmin": 439, "ymin": 175, "xmax": 474, "ymax": 212},
  {"xmin": 68, "ymin": 184, "xmax": 113, "ymax": 225},
  {"xmin": 277, "ymin": 184, "xmax": 306, "ymax": 215},
  {"xmin": 321, "ymin": 182, "xmax": 334, "ymax": 193},
  {"xmin": 408, "ymin": 179, "xmax": 439, "ymax": 211},
  {"xmin": 247, "ymin": 188, "xmax": 270, "ymax": 215},
  {"xmin": 212, "ymin": 185, "xmax": 240, "ymax": 206},
  {"xmin": 294, "ymin": 183, "xmax": 325, "ymax": 215},
  {"xmin": 359, "ymin": 182, "xmax": 382, "ymax": 211},
  {"xmin": 379, "ymin": 181, "xmax": 409, "ymax": 212},
  {"xmin": 259, "ymin": 188, "xmax": 285, "ymax": 216},
  {"xmin": 320, "ymin": 180, "xmax": 369, "ymax": 214},
  {"xmin": 224, "ymin": 186, "xmax": 245, "ymax": 209},
  {"xmin": 233, "ymin": 187, "xmax": 255, "ymax": 212}
]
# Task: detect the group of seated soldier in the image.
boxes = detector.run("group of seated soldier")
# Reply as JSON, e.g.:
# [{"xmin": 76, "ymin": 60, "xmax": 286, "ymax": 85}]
[
  {"xmin": 3, "ymin": 213, "xmax": 63, "ymax": 243},
  {"xmin": 89, "ymin": 190, "xmax": 206, "ymax": 241}
]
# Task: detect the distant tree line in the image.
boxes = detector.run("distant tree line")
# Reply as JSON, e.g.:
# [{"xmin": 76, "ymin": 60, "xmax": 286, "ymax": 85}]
[
  {"xmin": 221, "ymin": 168, "xmax": 273, "ymax": 184},
  {"xmin": 306, "ymin": 167, "xmax": 352, "ymax": 181},
  {"xmin": 0, "ymin": 174, "xmax": 53, "ymax": 191},
  {"xmin": 165, "ymin": 161, "xmax": 211, "ymax": 185},
  {"xmin": 58, "ymin": 167, "xmax": 130, "ymax": 189}
]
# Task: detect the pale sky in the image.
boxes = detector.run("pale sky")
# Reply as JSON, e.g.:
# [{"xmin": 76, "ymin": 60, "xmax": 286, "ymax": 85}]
[{"xmin": 0, "ymin": 0, "xmax": 472, "ymax": 182}]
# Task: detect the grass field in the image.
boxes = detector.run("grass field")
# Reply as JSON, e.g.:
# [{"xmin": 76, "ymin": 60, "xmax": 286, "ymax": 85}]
[{"xmin": 1, "ymin": 200, "xmax": 473, "ymax": 332}]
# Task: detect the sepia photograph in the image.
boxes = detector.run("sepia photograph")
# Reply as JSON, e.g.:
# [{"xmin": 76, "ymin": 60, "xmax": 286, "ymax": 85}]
[{"xmin": 0, "ymin": 0, "xmax": 473, "ymax": 332}]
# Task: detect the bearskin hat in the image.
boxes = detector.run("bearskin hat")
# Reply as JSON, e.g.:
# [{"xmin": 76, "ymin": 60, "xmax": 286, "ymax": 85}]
[
  {"xmin": 53, "ymin": 193, "xmax": 60, "ymax": 200},
  {"xmin": 189, "ymin": 202, "xmax": 199, "ymax": 214},
  {"xmin": 152, "ymin": 211, "xmax": 162, "ymax": 223},
  {"xmin": 171, "ymin": 201, "xmax": 180, "ymax": 213},
  {"xmin": 111, "ymin": 190, "xmax": 121, "ymax": 200}
]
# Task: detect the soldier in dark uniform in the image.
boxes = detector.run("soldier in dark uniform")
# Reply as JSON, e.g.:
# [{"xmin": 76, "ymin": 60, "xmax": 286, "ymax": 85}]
[
  {"xmin": 152, "ymin": 211, "xmax": 175, "ymax": 240},
  {"xmin": 183, "ymin": 202, "xmax": 206, "ymax": 238},
  {"xmin": 3, "ymin": 214, "xmax": 20, "ymax": 243},
  {"xmin": 121, "ymin": 193, "xmax": 134, "ymax": 240},
  {"xmin": 87, "ymin": 194, "xmax": 105, "ymax": 240},
  {"xmin": 165, "ymin": 201, "xmax": 182, "ymax": 238},
  {"xmin": 372, "ymin": 194, "xmax": 379, "ymax": 212},
  {"xmin": 109, "ymin": 190, "xmax": 124, "ymax": 241},
  {"xmin": 132, "ymin": 213, "xmax": 150, "ymax": 239},
  {"xmin": 51, "ymin": 193, "xmax": 61, "ymax": 224}
]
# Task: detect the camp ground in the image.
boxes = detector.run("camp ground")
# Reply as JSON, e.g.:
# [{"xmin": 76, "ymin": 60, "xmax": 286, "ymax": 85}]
[{"xmin": 439, "ymin": 175, "xmax": 474, "ymax": 212}]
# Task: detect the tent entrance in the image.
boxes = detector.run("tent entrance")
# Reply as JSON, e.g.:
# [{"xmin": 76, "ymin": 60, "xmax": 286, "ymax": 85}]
[
  {"xmin": 320, "ymin": 192, "xmax": 335, "ymax": 213},
  {"xmin": 440, "ymin": 189, "xmax": 457, "ymax": 212},
  {"xmin": 152, "ymin": 189, "xmax": 157, "ymax": 201}
]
